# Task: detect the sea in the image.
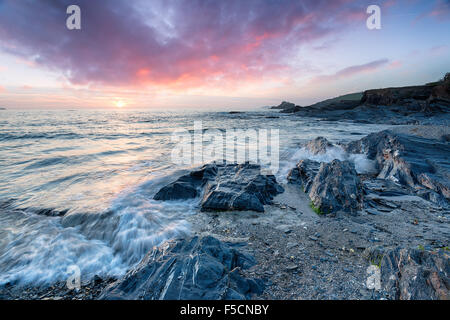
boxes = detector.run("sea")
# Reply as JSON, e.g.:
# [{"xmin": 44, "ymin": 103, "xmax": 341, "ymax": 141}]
[{"xmin": 0, "ymin": 109, "xmax": 390, "ymax": 285}]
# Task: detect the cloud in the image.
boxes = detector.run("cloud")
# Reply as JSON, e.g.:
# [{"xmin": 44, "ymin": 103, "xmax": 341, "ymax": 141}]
[
  {"xmin": 310, "ymin": 59, "xmax": 390, "ymax": 83},
  {"xmin": 389, "ymin": 60, "xmax": 402, "ymax": 69},
  {"xmin": 429, "ymin": 0, "xmax": 450, "ymax": 20},
  {"xmin": 412, "ymin": 0, "xmax": 450, "ymax": 23},
  {"xmin": 430, "ymin": 44, "xmax": 449, "ymax": 55},
  {"xmin": 0, "ymin": 0, "xmax": 374, "ymax": 90}
]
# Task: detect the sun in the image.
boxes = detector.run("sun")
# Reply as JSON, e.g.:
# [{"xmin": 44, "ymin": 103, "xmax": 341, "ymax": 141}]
[{"xmin": 114, "ymin": 100, "xmax": 126, "ymax": 108}]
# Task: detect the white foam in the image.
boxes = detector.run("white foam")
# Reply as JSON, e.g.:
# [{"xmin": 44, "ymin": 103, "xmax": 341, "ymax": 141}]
[
  {"xmin": 0, "ymin": 170, "xmax": 198, "ymax": 286},
  {"xmin": 278, "ymin": 145, "xmax": 376, "ymax": 180}
]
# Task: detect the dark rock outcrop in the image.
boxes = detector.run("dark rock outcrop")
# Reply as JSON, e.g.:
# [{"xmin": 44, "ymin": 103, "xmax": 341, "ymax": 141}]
[
  {"xmin": 379, "ymin": 248, "xmax": 449, "ymax": 300},
  {"xmin": 154, "ymin": 163, "xmax": 284, "ymax": 212},
  {"xmin": 154, "ymin": 164, "xmax": 218, "ymax": 200},
  {"xmin": 360, "ymin": 85, "xmax": 434, "ymax": 106},
  {"xmin": 304, "ymin": 137, "xmax": 334, "ymax": 155},
  {"xmin": 200, "ymin": 163, "xmax": 284, "ymax": 212},
  {"xmin": 287, "ymin": 159, "xmax": 321, "ymax": 193},
  {"xmin": 272, "ymin": 75, "xmax": 450, "ymax": 124},
  {"xmin": 345, "ymin": 130, "xmax": 450, "ymax": 205},
  {"xmin": 99, "ymin": 236, "xmax": 264, "ymax": 300},
  {"xmin": 307, "ymin": 160, "xmax": 363, "ymax": 215},
  {"xmin": 270, "ymin": 101, "xmax": 296, "ymax": 111}
]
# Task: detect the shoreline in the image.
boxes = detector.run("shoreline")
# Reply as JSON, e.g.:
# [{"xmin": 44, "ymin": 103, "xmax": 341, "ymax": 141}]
[{"xmin": 1, "ymin": 123, "xmax": 448, "ymax": 300}]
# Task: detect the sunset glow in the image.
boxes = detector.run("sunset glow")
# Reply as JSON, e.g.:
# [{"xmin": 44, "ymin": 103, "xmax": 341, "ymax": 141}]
[
  {"xmin": 114, "ymin": 101, "xmax": 126, "ymax": 108},
  {"xmin": 0, "ymin": 0, "xmax": 449, "ymax": 109}
]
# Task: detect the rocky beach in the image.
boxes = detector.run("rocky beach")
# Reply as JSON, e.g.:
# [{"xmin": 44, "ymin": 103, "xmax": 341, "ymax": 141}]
[{"xmin": 1, "ymin": 75, "xmax": 449, "ymax": 301}]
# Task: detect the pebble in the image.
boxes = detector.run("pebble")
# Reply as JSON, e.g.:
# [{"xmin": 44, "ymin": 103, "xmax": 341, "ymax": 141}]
[
  {"xmin": 325, "ymin": 250, "xmax": 335, "ymax": 257},
  {"xmin": 286, "ymin": 264, "xmax": 298, "ymax": 271}
]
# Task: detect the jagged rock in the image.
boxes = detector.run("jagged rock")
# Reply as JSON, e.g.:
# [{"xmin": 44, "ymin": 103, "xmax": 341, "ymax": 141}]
[
  {"xmin": 287, "ymin": 159, "xmax": 321, "ymax": 193},
  {"xmin": 305, "ymin": 137, "xmax": 334, "ymax": 155},
  {"xmin": 345, "ymin": 130, "xmax": 450, "ymax": 204},
  {"xmin": 361, "ymin": 85, "xmax": 434, "ymax": 106},
  {"xmin": 275, "ymin": 76, "xmax": 450, "ymax": 124},
  {"xmin": 270, "ymin": 101, "xmax": 300, "ymax": 113},
  {"xmin": 99, "ymin": 236, "xmax": 264, "ymax": 300},
  {"xmin": 379, "ymin": 248, "xmax": 450, "ymax": 300},
  {"xmin": 308, "ymin": 160, "xmax": 363, "ymax": 215},
  {"xmin": 153, "ymin": 163, "xmax": 218, "ymax": 200},
  {"xmin": 154, "ymin": 163, "xmax": 284, "ymax": 212},
  {"xmin": 201, "ymin": 163, "xmax": 284, "ymax": 212},
  {"xmin": 430, "ymin": 75, "xmax": 450, "ymax": 103},
  {"xmin": 362, "ymin": 179, "xmax": 411, "ymax": 197}
]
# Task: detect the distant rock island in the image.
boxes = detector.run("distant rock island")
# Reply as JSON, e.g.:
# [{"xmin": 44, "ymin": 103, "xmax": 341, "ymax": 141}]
[{"xmin": 271, "ymin": 73, "xmax": 450, "ymax": 125}]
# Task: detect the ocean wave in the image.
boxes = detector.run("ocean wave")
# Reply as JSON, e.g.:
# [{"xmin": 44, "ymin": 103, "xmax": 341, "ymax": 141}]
[
  {"xmin": 0, "ymin": 132, "xmax": 81, "ymax": 141},
  {"xmin": 291, "ymin": 146, "xmax": 376, "ymax": 174},
  {"xmin": 0, "ymin": 171, "xmax": 197, "ymax": 286},
  {"xmin": 276, "ymin": 145, "xmax": 376, "ymax": 182}
]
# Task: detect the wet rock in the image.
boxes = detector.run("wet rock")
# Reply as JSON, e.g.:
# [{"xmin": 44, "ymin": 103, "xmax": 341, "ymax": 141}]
[
  {"xmin": 200, "ymin": 163, "xmax": 284, "ymax": 212},
  {"xmin": 287, "ymin": 159, "xmax": 321, "ymax": 193},
  {"xmin": 153, "ymin": 163, "xmax": 218, "ymax": 200},
  {"xmin": 345, "ymin": 130, "xmax": 450, "ymax": 205},
  {"xmin": 379, "ymin": 248, "xmax": 450, "ymax": 300},
  {"xmin": 305, "ymin": 137, "xmax": 334, "ymax": 155},
  {"xmin": 154, "ymin": 163, "xmax": 284, "ymax": 212},
  {"xmin": 99, "ymin": 236, "xmax": 264, "ymax": 300},
  {"xmin": 308, "ymin": 160, "xmax": 363, "ymax": 215}
]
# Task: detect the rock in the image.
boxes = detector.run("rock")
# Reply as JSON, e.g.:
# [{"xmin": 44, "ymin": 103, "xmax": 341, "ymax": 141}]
[
  {"xmin": 286, "ymin": 264, "xmax": 299, "ymax": 271},
  {"xmin": 276, "ymin": 75, "xmax": 450, "ymax": 124},
  {"xmin": 270, "ymin": 101, "xmax": 296, "ymax": 110},
  {"xmin": 153, "ymin": 163, "xmax": 218, "ymax": 200},
  {"xmin": 360, "ymin": 85, "xmax": 434, "ymax": 106},
  {"xmin": 275, "ymin": 225, "xmax": 293, "ymax": 234},
  {"xmin": 366, "ymin": 208, "xmax": 382, "ymax": 215},
  {"xmin": 305, "ymin": 137, "xmax": 334, "ymax": 155},
  {"xmin": 379, "ymin": 248, "xmax": 450, "ymax": 300},
  {"xmin": 154, "ymin": 162, "xmax": 284, "ymax": 212},
  {"xmin": 270, "ymin": 101, "xmax": 301, "ymax": 113},
  {"xmin": 287, "ymin": 159, "xmax": 320, "ymax": 193},
  {"xmin": 99, "ymin": 236, "xmax": 264, "ymax": 300},
  {"xmin": 200, "ymin": 163, "xmax": 284, "ymax": 212},
  {"xmin": 345, "ymin": 130, "xmax": 450, "ymax": 205},
  {"xmin": 308, "ymin": 160, "xmax": 363, "ymax": 215}
]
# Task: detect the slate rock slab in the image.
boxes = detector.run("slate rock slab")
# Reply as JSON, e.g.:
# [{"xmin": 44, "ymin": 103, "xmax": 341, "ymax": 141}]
[
  {"xmin": 308, "ymin": 160, "xmax": 363, "ymax": 215},
  {"xmin": 154, "ymin": 163, "xmax": 284, "ymax": 212},
  {"xmin": 287, "ymin": 159, "xmax": 321, "ymax": 193},
  {"xmin": 201, "ymin": 163, "xmax": 284, "ymax": 212},
  {"xmin": 379, "ymin": 248, "xmax": 450, "ymax": 300},
  {"xmin": 99, "ymin": 236, "xmax": 264, "ymax": 300},
  {"xmin": 153, "ymin": 163, "xmax": 218, "ymax": 200},
  {"xmin": 345, "ymin": 130, "xmax": 450, "ymax": 205}
]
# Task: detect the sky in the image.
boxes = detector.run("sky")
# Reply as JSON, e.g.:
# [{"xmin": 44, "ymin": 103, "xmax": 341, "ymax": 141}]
[{"xmin": 0, "ymin": 0, "xmax": 449, "ymax": 110}]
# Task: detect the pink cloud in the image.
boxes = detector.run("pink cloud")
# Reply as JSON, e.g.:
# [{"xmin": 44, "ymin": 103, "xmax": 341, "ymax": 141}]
[
  {"xmin": 310, "ymin": 59, "xmax": 390, "ymax": 83},
  {"xmin": 412, "ymin": 0, "xmax": 450, "ymax": 24},
  {"xmin": 430, "ymin": 0, "xmax": 450, "ymax": 20},
  {"xmin": 389, "ymin": 60, "xmax": 402, "ymax": 69},
  {"xmin": 0, "ymin": 0, "xmax": 375, "ymax": 90}
]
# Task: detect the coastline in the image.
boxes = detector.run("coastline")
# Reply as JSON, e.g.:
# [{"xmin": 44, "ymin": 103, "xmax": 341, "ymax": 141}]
[{"xmin": 1, "ymin": 123, "xmax": 448, "ymax": 300}]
